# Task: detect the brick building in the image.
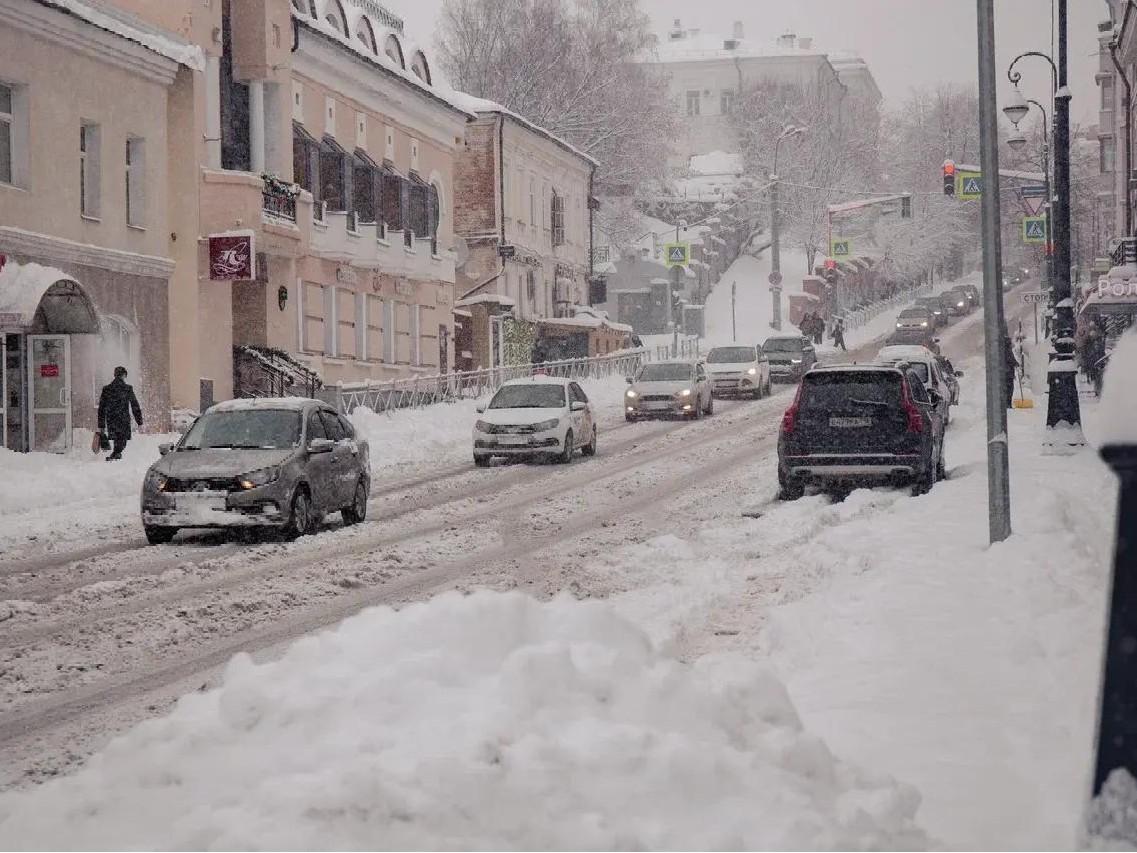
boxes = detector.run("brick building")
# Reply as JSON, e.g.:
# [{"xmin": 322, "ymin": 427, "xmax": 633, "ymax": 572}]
[{"xmin": 450, "ymin": 94, "xmax": 597, "ymax": 370}]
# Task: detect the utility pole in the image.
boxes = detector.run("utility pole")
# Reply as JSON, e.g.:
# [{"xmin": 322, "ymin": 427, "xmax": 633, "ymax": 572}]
[
  {"xmin": 1045, "ymin": 0, "xmax": 1085, "ymax": 450},
  {"xmin": 731, "ymin": 281, "xmax": 737, "ymax": 342},
  {"xmin": 976, "ymin": 0, "xmax": 1012, "ymax": 542},
  {"xmin": 770, "ymin": 177, "xmax": 782, "ymax": 331}
]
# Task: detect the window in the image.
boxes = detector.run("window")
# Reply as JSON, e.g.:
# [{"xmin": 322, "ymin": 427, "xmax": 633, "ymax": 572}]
[
  {"xmin": 428, "ymin": 183, "xmax": 440, "ymax": 254},
  {"xmin": 382, "ymin": 300, "xmax": 396, "ymax": 362},
  {"xmin": 319, "ymin": 134, "xmax": 349, "ymax": 212},
  {"xmin": 385, "ymin": 34, "xmax": 405, "ymax": 68},
  {"xmin": 410, "ymin": 304, "xmax": 422, "ymax": 366},
  {"xmin": 411, "ymin": 51, "xmax": 432, "ymax": 84},
  {"xmin": 720, "ymin": 90, "xmax": 735, "ymax": 115},
  {"xmin": 1102, "ymin": 137, "xmax": 1116, "ymax": 174},
  {"xmin": 324, "ymin": 0, "xmax": 346, "ymax": 34},
  {"xmin": 337, "ymin": 288, "xmax": 356, "ymax": 357},
  {"xmin": 302, "ymin": 282, "xmax": 324, "ymax": 352},
  {"xmin": 323, "ymin": 285, "xmax": 337, "ymax": 354},
  {"xmin": 551, "ymin": 191, "xmax": 565, "ymax": 247},
  {"xmin": 366, "ymin": 294, "xmax": 383, "ymax": 358},
  {"xmin": 1102, "ymin": 76, "xmax": 1115, "ymax": 110},
  {"xmin": 407, "ymin": 175, "xmax": 429, "ymax": 239},
  {"xmin": 353, "ymin": 147, "xmax": 381, "ymax": 222},
  {"xmin": 293, "ymin": 121, "xmax": 319, "ymax": 194},
  {"xmin": 337, "ymin": 413, "xmax": 355, "ymax": 439},
  {"xmin": 306, "ymin": 410, "xmax": 327, "ymax": 441},
  {"xmin": 569, "ymin": 382, "xmax": 588, "ymax": 403},
  {"xmin": 686, "ymin": 90, "xmax": 700, "ymax": 117},
  {"xmin": 542, "ymin": 184, "xmax": 548, "ymax": 230},
  {"xmin": 219, "ymin": 1, "xmax": 250, "ymax": 171},
  {"xmin": 354, "ymin": 292, "xmax": 367, "ymax": 359},
  {"xmin": 381, "ymin": 170, "xmax": 404, "ymax": 231},
  {"xmin": 356, "ymin": 16, "xmax": 377, "ymax": 53},
  {"xmin": 319, "ymin": 409, "xmax": 347, "ymax": 441},
  {"xmin": 80, "ymin": 123, "xmax": 101, "ymax": 218},
  {"xmin": 0, "ymin": 83, "xmax": 12, "ymax": 185},
  {"xmin": 125, "ymin": 137, "xmax": 146, "ymax": 227}
]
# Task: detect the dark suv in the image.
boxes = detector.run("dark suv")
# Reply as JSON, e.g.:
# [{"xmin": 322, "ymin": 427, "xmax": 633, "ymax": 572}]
[
  {"xmin": 763, "ymin": 336, "xmax": 817, "ymax": 382},
  {"xmin": 777, "ymin": 364, "xmax": 946, "ymax": 499}
]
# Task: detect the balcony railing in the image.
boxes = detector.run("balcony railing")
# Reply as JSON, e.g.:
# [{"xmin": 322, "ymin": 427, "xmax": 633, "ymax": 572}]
[
  {"xmin": 262, "ymin": 186, "xmax": 297, "ymax": 222},
  {"xmin": 1111, "ymin": 237, "xmax": 1136, "ymax": 268}
]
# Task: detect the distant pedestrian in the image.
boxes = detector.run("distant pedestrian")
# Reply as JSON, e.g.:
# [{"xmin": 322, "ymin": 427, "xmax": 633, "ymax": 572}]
[
  {"xmin": 832, "ymin": 317, "xmax": 847, "ymax": 351},
  {"xmin": 812, "ymin": 314, "xmax": 824, "ymax": 346},
  {"xmin": 97, "ymin": 366, "xmax": 143, "ymax": 461},
  {"xmin": 1002, "ymin": 327, "xmax": 1017, "ymax": 409},
  {"xmin": 799, "ymin": 311, "xmax": 814, "ymax": 338}
]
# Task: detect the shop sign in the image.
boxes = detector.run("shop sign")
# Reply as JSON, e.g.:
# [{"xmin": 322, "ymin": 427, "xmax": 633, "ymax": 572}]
[
  {"xmin": 40, "ymin": 364, "xmax": 59, "ymax": 378},
  {"xmin": 336, "ymin": 266, "xmax": 359, "ymax": 285},
  {"xmin": 208, "ymin": 230, "xmax": 256, "ymax": 281}
]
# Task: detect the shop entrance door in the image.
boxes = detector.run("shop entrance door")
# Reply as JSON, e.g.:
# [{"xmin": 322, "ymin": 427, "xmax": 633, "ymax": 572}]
[{"xmin": 27, "ymin": 335, "xmax": 71, "ymax": 453}]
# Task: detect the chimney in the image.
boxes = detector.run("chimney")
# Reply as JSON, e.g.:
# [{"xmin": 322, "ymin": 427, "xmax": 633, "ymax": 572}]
[
  {"xmin": 797, "ymin": 36, "xmax": 812, "ymax": 50},
  {"xmin": 777, "ymin": 32, "xmax": 796, "ymax": 49},
  {"xmin": 732, "ymin": 20, "xmax": 744, "ymax": 40}
]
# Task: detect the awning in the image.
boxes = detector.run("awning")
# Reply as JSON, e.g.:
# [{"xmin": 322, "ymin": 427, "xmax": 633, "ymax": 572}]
[{"xmin": 0, "ymin": 260, "xmax": 99, "ymax": 333}]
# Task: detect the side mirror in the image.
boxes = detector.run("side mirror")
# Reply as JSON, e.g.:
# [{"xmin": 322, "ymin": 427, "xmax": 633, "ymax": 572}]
[
  {"xmin": 308, "ymin": 438, "xmax": 334, "ymax": 454},
  {"xmin": 570, "ymin": 401, "xmax": 587, "ymax": 412},
  {"xmin": 955, "ymin": 370, "xmax": 964, "ymax": 378},
  {"xmin": 625, "ymin": 376, "xmax": 634, "ymax": 384},
  {"xmin": 158, "ymin": 442, "xmax": 173, "ymax": 456},
  {"xmin": 475, "ymin": 403, "xmax": 486, "ymax": 413}
]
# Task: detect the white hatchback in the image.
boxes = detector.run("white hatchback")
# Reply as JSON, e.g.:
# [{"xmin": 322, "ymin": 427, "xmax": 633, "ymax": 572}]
[{"xmin": 473, "ymin": 376, "xmax": 597, "ymax": 466}]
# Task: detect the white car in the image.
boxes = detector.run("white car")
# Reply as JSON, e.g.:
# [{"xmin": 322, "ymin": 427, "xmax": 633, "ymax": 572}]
[
  {"xmin": 705, "ymin": 345, "xmax": 772, "ymax": 399},
  {"xmin": 473, "ymin": 376, "xmax": 597, "ymax": 466},
  {"xmin": 876, "ymin": 344, "xmax": 953, "ymax": 424}
]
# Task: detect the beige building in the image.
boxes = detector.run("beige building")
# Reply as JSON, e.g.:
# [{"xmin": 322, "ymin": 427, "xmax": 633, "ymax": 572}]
[
  {"xmin": 0, "ymin": 0, "xmax": 200, "ymax": 451},
  {"xmin": 451, "ymin": 96, "xmax": 597, "ymax": 369},
  {"xmin": 643, "ymin": 21, "xmax": 880, "ymax": 168}
]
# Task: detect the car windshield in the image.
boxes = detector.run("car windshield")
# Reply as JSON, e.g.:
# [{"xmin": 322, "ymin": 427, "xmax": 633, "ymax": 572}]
[
  {"xmin": 884, "ymin": 361, "xmax": 929, "ymax": 383},
  {"xmin": 637, "ymin": 364, "xmax": 693, "ymax": 382},
  {"xmin": 899, "ymin": 310, "xmax": 928, "ymax": 319},
  {"xmin": 764, "ymin": 338, "xmax": 804, "ymax": 352},
  {"xmin": 801, "ymin": 372, "xmax": 902, "ymax": 409},
  {"xmin": 488, "ymin": 383, "xmax": 566, "ymax": 409},
  {"xmin": 707, "ymin": 347, "xmax": 756, "ymax": 363},
  {"xmin": 180, "ymin": 409, "xmax": 301, "ymax": 450},
  {"xmin": 917, "ymin": 300, "xmax": 941, "ymax": 311}
]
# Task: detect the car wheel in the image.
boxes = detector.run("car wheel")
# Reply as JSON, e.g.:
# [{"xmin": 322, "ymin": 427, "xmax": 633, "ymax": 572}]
[
  {"xmin": 624, "ymin": 413, "xmax": 634, "ymax": 422},
  {"xmin": 474, "ymin": 453, "xmax": 492, "ymax": 467},
  {"xmin": 705, "ymin": 394, "xmax": 714, "ymax": 416},
  {"xmin": 144, "ymin": 525, "xmax": 177, "ymax": 545},
  {"xmin": 912, "ymin": 463, "xmax": 936, "ymax": 496},
  {"xmin": 936, "ymin": 448, "xmax": 947, "ymax": 481},
  {"xmin": 558, "ymin": 430, "xmax": 574, "ymax": 464},
  {"xmin": 693, "ymin": 398, "xmax": 703, "ymax": 419},
  {"xmin": 341, "ymin": 479, "xmax": 368, "ymax": 525},
  {"xmin": 778, "ymin": 481, "xmax": 804, "ymax": 501},
  {"xmin": 582, "ymin": 425, "xmax": 597, "ymax": 457},
  {"xmin": 284, "ymin": 488, "xmax": 313, "ymax": 539}
]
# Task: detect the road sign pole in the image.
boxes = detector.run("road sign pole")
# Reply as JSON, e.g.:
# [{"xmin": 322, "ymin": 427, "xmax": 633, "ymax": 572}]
[
  {"xmin": 770, "ymin": 175, "xmax": 782, "ymax": 331},
  {"xmin": 1034, "ymin": 302, "xmax": 1038, "ymax": 344},
  {"xmin": 976, "ymin": 0, "xmax": 1012, "ymax": 543},
  {"xmin": 731, "ymin": 281, "xmax": 737, "ymax": 342}
]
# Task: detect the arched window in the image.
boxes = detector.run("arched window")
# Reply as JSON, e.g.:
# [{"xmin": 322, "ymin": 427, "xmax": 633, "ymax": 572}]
[
  {"xmin": 385, "ymin": 34, "xmax": 405, "ymax": 68},
  {"xmin": 324, "ymin": 0, "xmax": 346, "ymax": 34},
  {"xmin": 410, "ymin": 51, "xmax": 432, "ymax": 84},
  {"xmin": 356, "ymin": 16, "xmax": 378, "ymax": 53},
  {"xmin": 95, "ymin": 315, "xmax": 140, "ymax": 402}
]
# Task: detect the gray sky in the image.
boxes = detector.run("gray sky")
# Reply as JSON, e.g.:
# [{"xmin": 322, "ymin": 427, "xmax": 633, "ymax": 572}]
[{"xmin": 399, "ymin": 0, "xmax": 1104, "ymax": 127}]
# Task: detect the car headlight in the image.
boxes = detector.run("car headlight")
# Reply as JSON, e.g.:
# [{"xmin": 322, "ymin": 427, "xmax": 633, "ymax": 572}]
[
  {"xmin": 957, "ymin": 301, "xmax": 965, "ymax": 307},
  {"xmin": 791, "ymin": 358, "xmax": 802, "ymax": 364},
  {"xmin": 239, "ymin": 466, "xmax": 281, "ymax": 490},
  {"xmin": 921, "ymin": 321, "xmax": 928, "ymax": 327},
  {"xmin": 625, "ymin": 389, "xmax": 637, "ymax": 398},
  {"xmin": 896, "ymin": 322, "xmax": 903, "ymax": 327},
  {"xmin": 475, "ymin": 419, "xmax": 494, "ymax": 432},
  {"xmin": 145, "ymin": 470, "xmax": 168, "ymax": 492},
  {"xmin": 533, "ymin": 418, "xmax": 561, "ymax": 431},
  {"xmin": 746, "ymin": 367, "xmax": 758, "ymax": 375},
  {"xmin": 678, "ymin": 388, "xmax": 693, "ymax": 397}
]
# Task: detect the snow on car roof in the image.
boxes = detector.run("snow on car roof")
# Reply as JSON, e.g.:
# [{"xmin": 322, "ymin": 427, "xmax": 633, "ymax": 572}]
[
  {"xmin": 810, "ymin": 363, "xmax": 904, "ymax": 373},
  {"xmin": 208, "ymin": 398, "xmax": 321, "ymax": 413},
  {"xmin": 500, "ymin": 375, "xmax": 571, "ymax": 386},
  {"xmin": 877, "ymin": 345, "xmax": 936, "ymax": 361}
]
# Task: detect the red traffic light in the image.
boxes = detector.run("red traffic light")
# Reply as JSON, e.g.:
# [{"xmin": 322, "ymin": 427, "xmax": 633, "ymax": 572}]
[
  {"xmin": 824, "ymin": 258, "xmax": 837, "ymax": 270},
  {"xmin": 943, "ymin": 160, "xmax": 956, "ymax": 176}
]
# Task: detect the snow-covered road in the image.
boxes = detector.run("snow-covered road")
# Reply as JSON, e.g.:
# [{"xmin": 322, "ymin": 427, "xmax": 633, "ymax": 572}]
[{"xmin": 0, "ymin": 277, "xmax": 1112, "ymax": 849}]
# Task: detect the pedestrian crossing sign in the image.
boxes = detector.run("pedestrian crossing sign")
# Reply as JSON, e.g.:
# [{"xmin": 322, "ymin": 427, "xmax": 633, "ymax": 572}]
[
  {"xmin": 830, "ymin": 238, "xmax": 852, "ymax": 257},
  {"xmin": 664, "ymin": 242, "xmax": 690, "ymax": 268},
  {"xmin": 1022, "ymin": 215, "xmax": 1047, "ymax": 244},
  {"xmin": 957, "ymin": 171, "xmax": 982, "ymax": 200}
]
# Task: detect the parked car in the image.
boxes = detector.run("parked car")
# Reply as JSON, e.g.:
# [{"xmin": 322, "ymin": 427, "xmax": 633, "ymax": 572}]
[
  {"xmin": 876, "ymin": 344, "xmax": 955, "ymax": 424},
  {"xmin": 140, "ymin": 398, "xmax": 370, "ymax": 544},
  {"xmin": 763, "ymin": 336, "xmax": 818, "ymax": 382},
  {"xmin": 895, "ymin": 306, "xmax": 935, "ymax": 332},
  {"xmin": 886, "ymin": 328, "xmax": 941, "ymax": 353},
  {"xmin": 935, "ymin": 354, "xmax": 963, "ymax": 405},
  {"xmin": 938, "ymin": 291, "xmax": 959, "ymax": 318},
  {"xmin": 625, "ymin": 360, "xmax": 713, "ymax": 420},
  {"xmin": 946, "ymin": 287, "xmax": 972, "ymax": 315},
  {"xmin": 914, "ymin": 296, "xmax": 948, "ymax": 328},
  {"xmin": 705, "ymin": 345, "xmax": 771, "ymax": 399},
  {"xmin": 777, "ymin": 364, "xmax": 946, "ymax": 499},
  {"xmin": 473, "ymin": 376, "xmax": 596, "ymax": 466}
]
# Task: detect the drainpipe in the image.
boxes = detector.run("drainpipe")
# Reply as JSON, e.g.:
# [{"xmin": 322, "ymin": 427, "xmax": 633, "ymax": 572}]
[
  {"xmin": 588, "ymin": 164, "xmax": 596, "ymax": 305},
  {"xmin": 1110, "ymin": 38, "xmax": 1132, "ymax": 235}
]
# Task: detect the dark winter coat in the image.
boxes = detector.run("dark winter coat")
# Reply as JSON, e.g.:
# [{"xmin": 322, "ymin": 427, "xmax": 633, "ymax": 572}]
[{"xmin": 97, "ymin": 377, "xmax": 143, "ymax": 441}]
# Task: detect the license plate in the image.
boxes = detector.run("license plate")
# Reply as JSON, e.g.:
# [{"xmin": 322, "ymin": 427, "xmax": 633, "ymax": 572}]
[
  {"xmin": 830, "ymin": 416, "xmax": 872, "ymax": 428},
  {"xmin": 176, "ymin": 494, "xmax": 226, "ymax": 512},
  {"xmin": 770, "ymin": 364, "xmax": 789, "ymax": 371},
  {"xmin": 644, "ymin": 402, "xmax": 670, "ymax": 410},
  {"xmin": 499, "ymin": 435, "xmax": 529, "ymax": 446}
]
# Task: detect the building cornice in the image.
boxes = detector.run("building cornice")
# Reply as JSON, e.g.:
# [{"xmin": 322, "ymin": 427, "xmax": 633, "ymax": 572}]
[
  {"xmin": 0, "ymin": 0, "xmax": 180, "ymax": 85},
  {"xmin": 0, "ymin": 227, "xmax": 175, "ymax": 278}
]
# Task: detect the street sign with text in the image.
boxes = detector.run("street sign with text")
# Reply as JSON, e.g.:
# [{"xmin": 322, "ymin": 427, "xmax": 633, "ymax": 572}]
[
  {"xmin": 1023, "ymin": 216, "xmax": 1047, "ymax": 244},
  {"xmin": 957, "ymin": 171, "xmax": 983, "ymax": 200},
  {"xmin": 1022, "ymin": 291, "xmax": 1047, "ymax": 304},
  {"xmin": 664, "ymin": 242, "xmax": 690, "ymax": 268}
]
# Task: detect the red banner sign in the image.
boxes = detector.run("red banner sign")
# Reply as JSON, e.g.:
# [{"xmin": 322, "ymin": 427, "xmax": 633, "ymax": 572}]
[
  {"xmin": 208, "ymin": 232, "xmax": 255, "ymax": 281},
  {"xmin": 40, "ymin": 364, "xmax": 59, "ymax": 378}
]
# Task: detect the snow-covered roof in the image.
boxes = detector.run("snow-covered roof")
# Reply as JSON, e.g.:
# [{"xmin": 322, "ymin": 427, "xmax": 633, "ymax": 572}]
[
  {"xmin": 455, "ymin": 293, "xmax": 517, "ymax": 308},
  {"xmin": 0, "ymin": 260, "xmax": 99, "ymax": 333},
  {"xmin": 645, "ymin": 30, "xmax": 825, "ymax": 64},
  {"xmin": 447, "ymin": 90, "xmax": 598, "ymax": 167},
  {"xmin": 208, "ymin": 397, "xmax": 318, "ymax": 412},
  {"xmin": 37, "ymin": 0, "xmax": 204, "ymax": 70},
  {"xmin": 293, "ymin": 1, "xmax": 473, "ymax": 117}
]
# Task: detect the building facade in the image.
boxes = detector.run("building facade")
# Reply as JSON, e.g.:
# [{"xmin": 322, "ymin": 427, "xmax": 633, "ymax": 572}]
[
  {"xmin": 451, "ymin": 97, "xmax": 597, "ymax": 370},
  {"xmin": 1098, "ymin": 1, "xmax": 1128, "ymax": 254},
  {"xmin": 0, "ymin": 0, "xmax": 198, "ymax": 451}
]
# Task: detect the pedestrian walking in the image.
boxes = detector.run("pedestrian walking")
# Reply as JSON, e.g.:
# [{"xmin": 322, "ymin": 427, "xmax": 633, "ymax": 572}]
[
  {"xmin": 97, "ymin": 366, "xmax": 143, "ymax": 461},
  {"xmin": 832, "ymin": 317, "xmax": 847, "ymax": 351},
  {"xmin": 1002, "ymin": 326, "xmax": 1017, "ymax": 409},
  {"xmin": 812, "ymin": 314, "xmax": 824, "ymax": 346},
  {"xmin": 799, "ymin": 311, "xmax": 814, "ymax": 339}
]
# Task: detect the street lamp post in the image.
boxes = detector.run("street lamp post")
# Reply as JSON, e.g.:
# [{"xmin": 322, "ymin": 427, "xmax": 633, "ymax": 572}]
[
  {"xmin": 770, "ymin": 126, "xmax": 805, "ymax": 332},
  {"xmin": 1005, "ymin": 4, "xmax": 1084, "ymax": 450}
]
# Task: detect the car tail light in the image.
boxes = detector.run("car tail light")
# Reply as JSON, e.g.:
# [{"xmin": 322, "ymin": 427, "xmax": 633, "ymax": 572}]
[
  {"xmin": 901, "ymin": 379, "xmax": 924, "ymax": 433},
  {"xmin": 781, "ymin": 383, "xmax": 803, "ymax": 434}
]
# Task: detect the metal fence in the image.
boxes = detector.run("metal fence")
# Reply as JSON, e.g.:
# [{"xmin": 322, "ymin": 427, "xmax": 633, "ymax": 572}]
[
  {"xmin": 843, "ymin": 282, "xmax": 934, "ymax": 330},
  {"xmin": 332, "ymin": 349, "xmax": 648, "ymax": 414}
]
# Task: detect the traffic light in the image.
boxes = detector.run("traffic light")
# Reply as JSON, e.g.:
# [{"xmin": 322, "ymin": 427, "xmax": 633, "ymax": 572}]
[
  {"xmin": 943, "ymin": 160, "xmax": 955, "ymax": 196},
  {"xmin": 901, "ymin": 194, "xmax": 912, "ymax": 218}
]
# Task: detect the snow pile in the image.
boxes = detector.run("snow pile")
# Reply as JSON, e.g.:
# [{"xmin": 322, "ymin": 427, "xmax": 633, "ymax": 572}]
[
  {"xmin": 0, "ymin": 591, "xmax": 927, "ymax": 850},
  {"xmin": 1097, "ymin": 327, "xmax": 1137, "ymax": 446},
  {"xmin": 689, "ymin": 150, "xmax": 743, "ymax": 175},
  {"xmin": 703, "ymin": 246, "xmax": 810, "ymax": 347}
]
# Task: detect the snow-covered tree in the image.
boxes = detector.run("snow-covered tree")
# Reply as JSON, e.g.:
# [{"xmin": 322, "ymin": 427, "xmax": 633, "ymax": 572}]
[{"xmin": 435, "ymin": 0, "xmax": 675, "ymax": 193}]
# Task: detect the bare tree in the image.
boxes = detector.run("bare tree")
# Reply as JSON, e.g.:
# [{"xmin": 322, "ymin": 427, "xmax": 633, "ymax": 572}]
[{"xmin": 436, "ymin": 0, "xmax": 676, "ymax": 192}]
